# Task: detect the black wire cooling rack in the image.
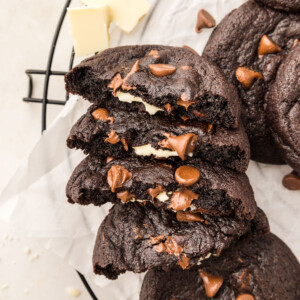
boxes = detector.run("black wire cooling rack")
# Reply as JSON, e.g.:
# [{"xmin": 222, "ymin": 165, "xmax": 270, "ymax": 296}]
[{"xmin": 23, "ymin": 0, "xmax": 98, "ymax": 299}]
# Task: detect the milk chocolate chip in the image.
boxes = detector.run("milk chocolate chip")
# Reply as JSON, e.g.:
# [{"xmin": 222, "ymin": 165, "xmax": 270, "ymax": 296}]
[
  {"xmin": 198, "ymin": 270, "xmax": 224, "ymax": 298},
  {"xmin": 105, "ymin": 130, "xmax": 120, "ymax": 144},
  {"xmin": 147, "ymin": 184, "xmax": 164, "ymax": 199},
  {"xmin": 178, "ymin": 254, "xmax": 190, "ymax": 270},
  {"xmin": 149, "ymin": 64, "xmax": 176, "ymax": 77},
  {"xmin": 236, "ymin": 67, "xmax": 263, "ymax": 89},
  {"xmin": 195, "ymin": 9, "xmax": 216, "ymax": 33},
  {"xmin": 282, "ymin": 171, "xmax": 300, "ymax": 190},
  {"xmin": 148, "ymin": 50, "xmax": 160, "ymax": 58},
  {"xmin": 258, "ymin": 35, "xmax": 281, "ymax": 57},
  {"xmin": 122, "ymin": 60, "xmax": 139, "ymax": 90},
  {"xmin": 121, "ymin": 138, "xmax": 129, "ymax": 151},
  {"xmin": 175, "ymin": 165, "xmax": 200, "ymax": 186},
  {"xmin": 149, "ymin": 234, "xmax": 166, "ymax": 245},
  {"xmin": 169, "ymin": 188, "xmax": 198, "ymax": 211},
  {"xmin": 116, "ymin": 190, "xmax": 134, "ymax": 203},
  {"xmin": 158, "ymin": 132, "xmax": 198, "ymax": 160},
  {"xmin": 106, "ymin": 156, "xmax": 114, "ymax": 163},
  {"xmin": 182, "ymin": 45, "xmax": 199, "ymax": 55},
  {"xmin": 107, "ymin": 165, "xmax": 132, "ymax": 192},
  {"xmin": 176, "ymin": 211, "xmax": 204, "ymax": 222},
  {"xmin": 108, "ymin": 73, "xmax": 123, "ymax": 96},
  {"xmin": 236, "ymin": 294, "xmax": 255, "ymax": 300},
  {"xmin": 164, "ymin": 103, "xmax": 174, "ymax": 114},
  {"xmin": 91, "ymin": 108, "xmax": 114, "ymax": 124}
]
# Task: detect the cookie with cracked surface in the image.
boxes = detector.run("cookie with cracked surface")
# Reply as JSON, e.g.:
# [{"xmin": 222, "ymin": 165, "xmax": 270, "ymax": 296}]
[
  {"xmin": 203, "ymin": 0, "xmax": 300, "ymax": 164},
  {"xmin": 266, "ymin": 43, "xmax": 300, "ymax": 182},
  {"xmin": 65, "ymin": 45, "xmax": 240, "ymax": 128},
  {"xmin": 140, "ymin": 233, "xmax": 299, "ymax": 300},
  {"xmin": 92, "ymin": 203, "xmax": 268, "ymax": 280},
  {"xmin": 256, "ymin": 0, "xmax": 300, "ymax": 13},
  {"xmin": 66, "ymin": 156, "xmax": 256, "ymax": 220},
  {"xmin": 67, "ymin": 103, "xmax": 250, "ymax": 172}
]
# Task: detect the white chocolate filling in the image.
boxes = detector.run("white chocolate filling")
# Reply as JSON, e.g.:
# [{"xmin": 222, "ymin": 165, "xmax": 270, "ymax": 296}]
[
  {"xmin": 156, "ymin": 192, "xmax": 169, "ymax": 202},
  {"xmin": 116, "ymin": 91, "xmax": 163, "ymax": 115}
]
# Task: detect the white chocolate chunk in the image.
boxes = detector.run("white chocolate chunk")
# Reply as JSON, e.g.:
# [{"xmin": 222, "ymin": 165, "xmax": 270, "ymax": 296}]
[
  {"xmin": 82, "ymin": 0, "xmax": 150, "ymax": 33},
  {"xmin": 133, "ymin": 144, "xmax": 178, "ymax": 158},
  {"xmin": 67, "ymin": 6, "xmax": 109, "ymax": 56},
  {"xmin": 116, "ymin": 92, "xmax": 163, "ymax": 115},
  {"xmin": 156, "ymin": 192, "xmax": 169, "ymax": 202},
  {"xmin": 66, "ymin": 287, "xmax": 82, "ymax": 298}
]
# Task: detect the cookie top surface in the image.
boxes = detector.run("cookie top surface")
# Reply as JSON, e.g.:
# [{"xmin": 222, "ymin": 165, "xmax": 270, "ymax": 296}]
[
  {"xmin": 66, "ymin": 155, "xmax": 256, "ymax": 220},
  {"xmin": 256, "ymin": 0, "xmax": 300, "ymax": 12},
  {"xmin": 267, "ymin": 43, "xmax": 300, "ymax": 174},
  {"xmin": 65, "ymin": 45, "xmax": 240, "ymax": 128},
  {"xmin": 67, "ymin": 103, "xmax": 250, "ymax": 172},
  {"xmin": 140, "ymin": 233, "xmax": 300, "ymax": 300},
  {"xmin": 92, "ymin": 202, "xmax": 268, "ymax": 280},
  {"xmin": 203, "ymin": 0, "xmax": 300, "ymax": 164}
]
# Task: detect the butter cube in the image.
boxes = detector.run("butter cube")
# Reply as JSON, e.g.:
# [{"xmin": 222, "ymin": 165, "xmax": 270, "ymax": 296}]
[
  {"xmin": 82, "ymin": 0, "xmax": 150, "ymax": 33},
  {"xmin": 67, "ymin": 6, "xmax": 110, "ymax": 56}
]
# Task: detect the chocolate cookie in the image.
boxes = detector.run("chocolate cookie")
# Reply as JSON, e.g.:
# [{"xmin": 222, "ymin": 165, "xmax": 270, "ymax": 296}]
[
  {"xmin": 66, "ymin": 156, "xmax": 256, "ymax": 220},
  {"xmin": 140, "ymin": 233, "xmax": 299, "ymax": 300},
  {"xmin": 266, "ymin": 43, "xmax": 300, "ymax": 178},
  {"xmin": 203, "ymin": 0, "xmax": 300, "ymax": 164},
  {"xmin": 92, "ymin": 203, "xmax": 268, "ymax": 280},
  {"xmin": 67, "ymin": 104, "xmax": 250, "ymax": 172},
  {"xmin": 65, "ymin": 45, "xmax": 241, "ymax": 128},
  {"xmin": 256, "ymin": 0, "xmax": 300, "ymax": 13}
]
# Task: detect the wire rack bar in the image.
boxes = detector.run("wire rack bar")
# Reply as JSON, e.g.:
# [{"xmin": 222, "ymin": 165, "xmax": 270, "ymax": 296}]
[{"xmin": 23, "ymin": 0, "xmax": 98, "ymax": 298}]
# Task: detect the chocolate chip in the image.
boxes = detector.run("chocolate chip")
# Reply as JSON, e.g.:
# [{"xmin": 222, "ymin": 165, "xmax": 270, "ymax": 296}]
[
  {"xmin": 122, "ymin": 60, "xmax": 139, "ymax": 90},
  {"xmin": 282, "ymin": 171, "xmax": 300, "ymax": 190},
  {"xmin": 164, "ymin": 103, "xmax": 174, "ymax": 114},
  {"xmin": 107, "ymin": 165, "xmax": 132, "ymax": 192},
  {"xmin": 258, "ymin": 35, "xmax": 281, "ymax": 57},
  {"xmin": 182, "ymin": 45, "xmax": 199, "ymax": 55},
  {"xmin": 164, "ymin": 237, "xmax": 183, "ymax": 257},
  {"xmin": 149, "ymin": 64, "xmax": 176, "ymax": 77},
  {"xmin": 195, "ymin": 9, "xmax": 216, "ymax": 33},
  {"xmin": 177, "ymin": 99, "xmax": 196, "ymax": 110},
  {"xmin": 116, "ymin": 190, "xmax": 134, "ymax": 203},
  {"xmin": 121, "ymin": 138, "xmax": 129, "ymax": 151},
  {"xmin": 91, "ymin": 108, "xmax": 114, "ymax": 124},
  {"xmin": 292, "ymin": 39, "xmax": 299, "ymax": 49},
  {"xmin": 158, "ymin": 132, "xmax": 198, "ymax": 160},
  {"xmin": 108, "ymin": 73, "xmax": 123, "ymax": 96},
  {"xmin": 178, "ymin": 254, "xmax": 190, "ymax": 270},
  {"xmin": 106, "ymin": 156, "xmax": 114, "ymax": 164},
  {"xmin": 198, "ymin": 270, "xmax": 224, "ymax": 298},
  {"xmin": 147, "ymin": 184, "xmax": 164, "ymax": 199},
  {"xmin": 105, "ymin": 130, "xmax": 120, "ymax": 144},
  {"xmin": 175, "ymin": 165, "xmax": 200, "ymax": 186},
  {"xmin": 236, "ymin": 67, "xmax": 263, "ymax": 89},
  {"xmin": 176, "ymin": 211, "xmax": 204, "ymax": 222},
  {"xmin": 236, "ymin": 294, "xmax": 255, "ymax": 300},
  {"xmin": 169, "ymin": 188, "xmax": 198, "ymax": 211},
  {"xmin": 153, "ymin": 243, "xmax": 166, "ymax": 253},
  {"xmin": 148, "ymin": 50, "xmax": 160, "ymax": 58},
  {"xmin": 149, "ymin": 234, "xmax": 166, "ymax": 245}
]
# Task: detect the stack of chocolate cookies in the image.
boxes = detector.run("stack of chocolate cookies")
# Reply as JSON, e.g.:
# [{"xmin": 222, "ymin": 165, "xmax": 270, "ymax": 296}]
[{"xmin": 65, "ymin": 45, "xmax": 300, "ymax": 299}]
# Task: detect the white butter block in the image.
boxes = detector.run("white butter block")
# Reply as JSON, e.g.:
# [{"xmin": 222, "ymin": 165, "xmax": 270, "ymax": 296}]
[
  {"xmin": 67, "ymin": 6, "xmax": 110, "ymax": 56},
  {"xmin": 82, "ymin": 0, "xmax": 150, "ymax": 33}
]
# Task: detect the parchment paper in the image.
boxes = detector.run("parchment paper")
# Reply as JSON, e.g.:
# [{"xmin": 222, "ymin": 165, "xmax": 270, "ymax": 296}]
[{"xmin": 1, "ymin": 0, "xmax": 299, "ymax": 299}]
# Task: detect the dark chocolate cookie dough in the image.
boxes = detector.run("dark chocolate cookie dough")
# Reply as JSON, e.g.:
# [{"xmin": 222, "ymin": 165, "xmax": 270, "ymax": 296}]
[
  {"xmin": 256, "ymin": 0, "xmax": 300, "ymax": 13},
  {"xmin": 65, "ymin": 45, "xmax": 241, "ymax": 128},
  {"xmin": 67, "ymin": 103, "xmax": 250, "ymax": 172},
  {"xmin": 92, "ymin": 202, "xmax": 268, "ymax": 280},
  {"xmin": 66, "ymin": 156, "xmax": 256, "ymax": 220},
  {"xmin": 267, "ymin": 43, "xmax": 300, "ymax": 177},
  {"xmin": 203, "ymin": 0, "xmax": 300, "ymax": 164},
  {"xmin": 140, "ymin": 233, "xmax": 300, "ymax": 300}
]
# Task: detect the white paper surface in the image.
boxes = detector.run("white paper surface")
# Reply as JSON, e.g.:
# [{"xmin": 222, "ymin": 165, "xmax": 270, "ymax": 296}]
[{"xmin": 1, "ymin": 0, "xmax": 299, "ymax": 299}]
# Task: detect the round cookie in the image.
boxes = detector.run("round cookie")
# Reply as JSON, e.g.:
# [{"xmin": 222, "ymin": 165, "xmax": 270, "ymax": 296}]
[
  {"xmin": 67, "ymin": 103, "xmax": 250, "ymax": 172},
  {"xmin": 92, "ymin": 203, "xmax": 268, "ymax": 280},
  {"xmin": 66, "ymin": 155, "xmax": 256, "ymax": 220},
  {"xmin": 140, "ymin": 233, "xmax": 300, "ymax": 300},
  {"xmin": 267, "ymin": 43, "xmax": 300, "ymax": 186},
  {"xmin": 256, "ymin": 0, "xmax": 300, "ymax": 13},
  {"xmin": 65, "ymin": 45, "xmax": 241, "ymax": 129},
  {"xmin": 203, "ymin": 0, "xmax": 300, "ymax": 164}
]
